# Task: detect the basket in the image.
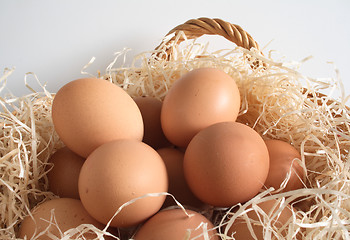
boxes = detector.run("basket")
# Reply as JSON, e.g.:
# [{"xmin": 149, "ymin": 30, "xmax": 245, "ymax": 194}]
[{"xmin": 1, "ymin": 17, "xmax": 350, "ymax": 239}]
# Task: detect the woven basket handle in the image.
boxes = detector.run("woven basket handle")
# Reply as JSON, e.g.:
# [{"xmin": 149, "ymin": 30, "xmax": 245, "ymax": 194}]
[{"xmin": 155, "ymin": 17, "xmax": 261, "ymax": 56}]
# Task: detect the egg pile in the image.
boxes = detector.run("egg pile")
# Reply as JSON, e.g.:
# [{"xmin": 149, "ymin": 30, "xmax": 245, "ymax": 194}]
[{"xmin": 19, "ymin": 68, "xmax": 305, "ymax": 240}]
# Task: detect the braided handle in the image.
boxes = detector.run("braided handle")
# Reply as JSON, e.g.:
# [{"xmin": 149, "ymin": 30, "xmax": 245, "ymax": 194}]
[{"xmin": 155, "ymin": 17, "xmax": 261, "ymax": 55}]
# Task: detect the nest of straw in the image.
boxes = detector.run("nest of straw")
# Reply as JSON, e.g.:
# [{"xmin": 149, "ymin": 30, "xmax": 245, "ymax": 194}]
[{"xmin": 1, "ymin": 31, "xmax": 350, "ymax": 239}]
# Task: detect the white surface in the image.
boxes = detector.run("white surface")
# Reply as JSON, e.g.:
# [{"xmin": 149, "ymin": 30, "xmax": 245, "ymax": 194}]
[{"xmin": 1, "ymin": 0, "xmax": 350, "ymax": 98}]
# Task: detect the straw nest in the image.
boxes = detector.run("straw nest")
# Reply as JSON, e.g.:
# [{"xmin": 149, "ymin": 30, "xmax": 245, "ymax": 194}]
[{"xmin": 1, "ymin": 31, "xmax": 350, "ymax": 239}]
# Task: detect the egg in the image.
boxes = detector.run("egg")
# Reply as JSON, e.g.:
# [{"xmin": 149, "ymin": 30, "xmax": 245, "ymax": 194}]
[
  {"xmin": 18, "ymin": 198, "xmax": 105, "ymax": 240},
  {"xmin": 184, "ymin": 121, "xmax": 270, "ymax": 207},
  {"xmin": 161, "ymin": 67, "xmax": 241, "ymax": 147},
  {"xmin": 226, "ymin": 199, "xmax": 295, "ymax": 239},
  {"xmin": 264, "ymin": 139, "xmax": 305, "ymax": 192},
  {"xmin": 156, "ymin": 147, "xmax": 205, "ymax": 209},
  {"xmin": 78, "ymin": 139, "xmax": 168, "ymax": 228},
  {"xmin": 52, "ymin": 78, "xmax": 143, "ymax": 158},
  {"xmin": 134, "ymin": 208, "xmax": 219, "ymax": 240},
  {"xmin": 47, "ymin": 146, "xmax": 85, "ymax": 199},
  {"xmin": 134, "ymin": 96, "xmax": 171, "ymax": 149}
]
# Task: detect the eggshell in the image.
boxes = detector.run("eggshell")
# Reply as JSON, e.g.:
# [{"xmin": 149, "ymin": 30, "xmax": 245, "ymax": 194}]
[
  {"xmin": 184, "ymin": 121, "xmax": 270, "ymax": 207},
  {"xmin": 161, "ymin": 68, "xmax": 241, "ymax": 147},
  {"xmin": 156, "ymin": 147, "xmax": 205, "ymax": 209},
  {"xmin": 227, "ymin": 199, "xmax": 295, "ymax": 240},
  {"xmin": 52, "ymin": 78, "xmax": 143, "ymax": 158},
  {"xmin": 134, "ymin": 208, "xmax": 219, "ymax": 240},
  {"xmin": 78, "ymin": 139, "xmax": 168, "ymax": 228},
  {"xmin": 264, "ymin": 139, "xmax": 305, "ymax": 192},
  {"xmin": 18, "ymin": 198, "xmax": 105, "ymax": 240},
  {"xmin": 47, "ymin": 146, "xmax": 85, "ymax": 199},
  {"xmin": 134, "ymin": 96, "xmax": 171, "ymax": 149}
]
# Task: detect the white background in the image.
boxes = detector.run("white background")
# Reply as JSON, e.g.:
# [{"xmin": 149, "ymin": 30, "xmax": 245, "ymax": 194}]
[{"xmin": 1, "ymin": 0, "xmax": 350, "ymax": 98}]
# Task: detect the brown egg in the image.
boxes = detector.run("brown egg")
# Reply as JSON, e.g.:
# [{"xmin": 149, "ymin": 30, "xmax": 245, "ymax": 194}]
[
  {"xmin": 264, "ymin": 139, "xmax": 305, "ymax": 192},
  {"xmin": 161, "ymin": 67, "xmax": 241, "ymax": 147},
  {"xmin": 157, "ymin": 147, "xmax": 205, "ymax": 209},
  {"xmin": 134, "ymin": 96, "xmax": 171, "ymax": 149},
  {"xmin": 134, "ymin": 208, "xmax": 219, "ymax": 240},
  {"xmin": 78, "ymin": 139, "xmax": 168, "ymax": 228},
  {"xmin": 184, "ymin": 121, "xmax": 270, "ymax": 207},
  {"xmin": 227, "ymin": 199, "xmax": 295, "ymax": 239},
  {"xmin": 18, "ymin": 198, "xmax": 105, "ymax": 240},
  {"xmin": 52, "ymin": 78, "xmax": 143, "ymax": 158},
  {"xmin": 47, "ymin": 146, "xmax": 85, "ymax": 199}
]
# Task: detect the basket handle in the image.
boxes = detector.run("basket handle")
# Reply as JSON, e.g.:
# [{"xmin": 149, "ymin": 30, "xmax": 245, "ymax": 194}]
[{"xmin": 155, "ymin": 17, "xmax": 261, "ymax": 56}]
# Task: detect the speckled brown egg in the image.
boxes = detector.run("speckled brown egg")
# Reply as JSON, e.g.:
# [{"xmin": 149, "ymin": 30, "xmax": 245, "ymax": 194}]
[
  {"xmin": 156, "ymin": 147, "xmax": 205, "ymax": 209},
  {"xmin": 161, "ymin": 68, "xmax": 241, "ymax": 147},
  {"xmin": 52, "ymin": 78, "xmax": 143, "ymax": 158},
  {"xmin": 184, "ymin": 121, "xmax": 270, "ymax": 207},
  {"xmin": 227, "ymin": 199, "xmax": 296, "ymax": 240},
  {"xmin": 18, "ymin": 198, "xmax": 105, "ymax": 240},
  {"xmin": 134, "ymin": 208, "xmax": 219, "ymax": 240},
  {"xmin": 78, "ymin": 139, "xmax": 168, "ymax": 228},
  {"xmin": 47, "ymin": 146, "xmax": 85, "ymax": 199},
  {"xmin": 264, "ymin": 139, "xmax": 305, "ymax": 192},
  {"xmin": 134, "ymin": 96, "xmax": 171, "ymax": 149}
]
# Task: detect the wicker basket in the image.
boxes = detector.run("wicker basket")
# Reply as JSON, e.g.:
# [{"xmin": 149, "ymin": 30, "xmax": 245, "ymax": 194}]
[{"xmin": 1, "ymin": 17, "xmax": 349, "ymax": 240}]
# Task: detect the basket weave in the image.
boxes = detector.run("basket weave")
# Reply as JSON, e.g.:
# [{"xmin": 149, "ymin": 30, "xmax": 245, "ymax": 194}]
[
  {"xmin": 155, "ymin": 17, "xmax": 265, "ymax": 70},
  {"xmin": 155, "ymin": 17, "xmax": 260, "ymax": 53}
]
